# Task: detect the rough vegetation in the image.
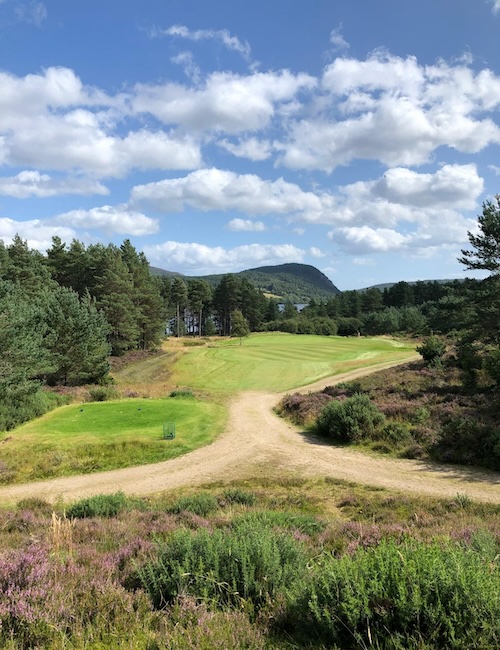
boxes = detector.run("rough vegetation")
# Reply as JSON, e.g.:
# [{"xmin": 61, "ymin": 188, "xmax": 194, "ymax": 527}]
[
  {"xmin": 0, "ymin": 480, "xmax": 499, "ymax": 649},
  {"xmin": 278, "ymin": 359, "xmax": 500, "ymax": 470}
]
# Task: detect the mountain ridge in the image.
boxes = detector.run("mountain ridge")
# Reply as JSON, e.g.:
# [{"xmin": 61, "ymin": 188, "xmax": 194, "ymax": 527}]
[{"xmin": 150, "ymin": 262, "xmax": 340, "ymax": 302}]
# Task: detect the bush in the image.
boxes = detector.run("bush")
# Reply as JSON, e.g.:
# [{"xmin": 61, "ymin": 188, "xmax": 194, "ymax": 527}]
[
  {"xmin": 87, "ymin": 386, "xmax": 119, "ymax": 402},
  {"xmin": 136, "ymin": 524, "xmax": 306, "ymax": 612},
  {"xmin": 235, "ymin": 510, "xmax": 326, "ymax": 536},
  {"xmin": 167, "ymin": 493, "xmax": 220, "ymax": 517},
  {"xmin": 286, "ymin": 538, "xmax": 500, "ymax": 649},
  {"xmin": 316, "ymin": 393, "xmax": 385, "ymax": 443},
  {"xmin": 416, "ymin": 336, "xmax": 446, "ymax": 366},
  {"xmin": 66, "ymin": 491, "xmax": 128, "ymax": 518},
  {"xmin": 431, "ymin": 417, "xmax": 500, "ymax": 470},
  {"xmin": 221, "ymin": 488, "xmax": 256, "ymax": 506},
  {"xmin": 169, "ymin": 389, "xmax": 195, "ymax": 399}
]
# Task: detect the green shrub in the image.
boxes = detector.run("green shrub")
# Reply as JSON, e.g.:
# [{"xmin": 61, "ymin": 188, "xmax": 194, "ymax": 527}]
[
  {"xmin": 66, "ymin": 491, "xmax": 128, "ymax": 518},
  {"xmin": 235, "ymin": 510, "xmax": 326, "ymax": 536},
  {"xmin": 221, "ymin": 488, "xmax": 256, "ymax": 506},
  {"xmin": 380, "ymin": 421, "xmax": 413, "ymax": 445},
  {"xmin": 286, "ymin": 538, "xmax": 500, "ymax": 649},
  {"xmin": 416, "ymin": 336, "xmax": 446, "ymax": 366},
  {"xmin": 432, "ymin": 417, "xmax": 500, "ymax": 470},
  {"xmin": 87, "ymin": 386, "xmax": 119, "ymax": 402},
  {"xmin": 169, "ymin": 389, "xmax": 195, "ymax": 399},
  {"xmin": 136, "ymin": 524, "xmax": 306, "ymax": 612},
  {"xmin": 167, "ymin": 492, "xmax": 220, "ymax": 516},
  {"xmin": 316, "ymin": 393, "xmax": 385, "ymax": 443}
]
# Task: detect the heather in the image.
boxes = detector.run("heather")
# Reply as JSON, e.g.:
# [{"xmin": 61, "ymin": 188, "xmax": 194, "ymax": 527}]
[
  {"xmin": 277, "ymin": 360, "xmax": 500, "ymax": 470},
  {"xmin": 0, "ymin": 479, "xmax": 499, "ymax": 649}
]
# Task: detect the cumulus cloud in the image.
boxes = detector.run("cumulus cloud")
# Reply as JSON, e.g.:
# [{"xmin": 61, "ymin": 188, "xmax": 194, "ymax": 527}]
[
  {"xmin": 279, "ymin": 52, "xmax": 500, "ymax": 171},
  {"xmin": 52, "ymin": 205, "xmax": 159, "ymax": 236},
  {"xmin": 492, "ymin": 1, "xmax": 500, "ymax": 14},
  {"xmin": 0, "ymin": 67, "xmax": 201, "ymax": 177},
  {"xmin": 309, "ymin": 246, "xmax": 325, "ymax": 257},
  {"xmin": 227, "ymin": 218, "xmax": 266, "ymax": 232},
  {"xmin": 218, "ymin": 137, "xmax": 272, "ymax": 161},
  {"xmin": 0, "ymin": 171, "xmax": 108, "ymax": 198},
  {"xmin": 130, "ymin": 168, "xmax": 331, "ymax": 216},
  {"xmin": 130, "ymin": 164, "xmax": 483, "ymax": 257},
  {"xmin": 132, "ymin": 70, "xmax": 316, "ymax": 133},
  {"xmin": 143, "ymin": 241, "xmax": 305, "ymax": 273},
  {"xmin": 0, "ymin": 217, "xmax": 75, "ymax": 252}
]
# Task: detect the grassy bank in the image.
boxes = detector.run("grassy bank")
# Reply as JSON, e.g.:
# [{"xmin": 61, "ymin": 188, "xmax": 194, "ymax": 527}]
[{"xmin": 0, "ymin": 397, "xmax": 226, "ymax": 484}]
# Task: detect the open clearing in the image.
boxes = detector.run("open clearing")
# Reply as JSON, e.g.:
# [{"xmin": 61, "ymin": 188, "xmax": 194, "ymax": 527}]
[{"xmin": 1, "ymin": 352, "xmax": 499, "ymax": 505}]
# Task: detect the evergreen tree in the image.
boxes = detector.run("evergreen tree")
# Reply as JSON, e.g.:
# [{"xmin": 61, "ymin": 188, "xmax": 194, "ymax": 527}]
[
  {"xmin": 44, "ymin": 287, "xmax": 110, "ymax": 385},
  {"xmin": 120, "ymin": 240, "xmax": 165, "ymax": 349},
  {"xmin": 0, "ymin": 286, "xmax": 53, "ymax": 430},
  {"xmin": 213, "ymin": 274, "xmax": 241, "ymax": 335},
  {"xmin": 170, "ymin": 277, "xmax": 188, "ymax": 337},
  {"xmin": 92, "ymin": 246, "xmax": 140, "ymax": 355},
  {"xmin": 5, "ymin": 235, "xmax": 54, "ymax": 297},
  {"xmin": 231, "ymin": 309, "xmax": 250, "ymax": 344},
  {"xmin": 188, "ymin": 279, "xmax": 212, "ymax": 336}
]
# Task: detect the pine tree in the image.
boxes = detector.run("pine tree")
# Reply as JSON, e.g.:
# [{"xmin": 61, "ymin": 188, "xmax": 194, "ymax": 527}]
[
  {"xmin": 188, "ymin": 279, "xmax": 212, "ymax": 336},
  {"xmin": 170, "ymin": 277, "xmax": 188, "ymax": 337},
  {"xmin": 120, "ymin": 240, "xmax": 165, "ymax": 349}
]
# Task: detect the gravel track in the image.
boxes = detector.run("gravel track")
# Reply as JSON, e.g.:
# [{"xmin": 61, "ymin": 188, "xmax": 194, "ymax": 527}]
[{"xmin": 1, "ymin": 355, "xmax": 499, "ymax": 505}]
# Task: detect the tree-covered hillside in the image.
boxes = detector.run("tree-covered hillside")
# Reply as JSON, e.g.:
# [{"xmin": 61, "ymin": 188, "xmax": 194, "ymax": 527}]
[{"xmin": 151, "ymin": 262, "xmax": 340, "ymax": 302}]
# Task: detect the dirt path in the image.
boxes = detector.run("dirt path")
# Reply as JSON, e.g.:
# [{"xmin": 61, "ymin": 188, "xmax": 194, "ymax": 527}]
[{"xmin": 1, "ymin": 355, "xmax": 499, "ymax": 505}]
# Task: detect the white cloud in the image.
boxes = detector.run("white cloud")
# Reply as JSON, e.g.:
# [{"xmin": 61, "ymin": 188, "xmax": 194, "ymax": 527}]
[
  {"xmin": 132, "ymin": 70, "xmax": 316, "ymax": 133},
  {"xmin": 0, "ymin": 217, "xmax": 75, "ymax": 252},
  {"xmin": 171, "ymin": 51, "xmax": 201, "ymax": 83},
  {"xmin": 0, "ymin": 67, "xmax": 201, "ymax": 177},
  {"xmin": 143, "ymin": 241, "xmax": 305, "ymax": 274},
  {"xmin": 227, "ymin": 218, "xmax": 266, "ymax": 232},
  {"xmin": 329, "ymin": 25, "xmax": 349, "ymax": 52},
  {"xmin": 352, "ymin": 257, "xmax": 375, "ymax": 266},
  {"xmin": 130, "ymin": 165, "xmax": 484, "ymax": 259},
  {"xmin": 131, "ymin": 168, "xmax": 330, "ymax": 216},
  {"xmin": 0, "ymin": 171, "xmax": 108, "ymax": 198},
  {"xmin": 160, "ymin": 25, "xmax": 251, "ymax": 61},
  {"xmin": 218, "ymin": 137, "xmax": 272, "ymax": 161},
  {"xmin": 488, "ymin": 164, "xmax": 500, "ymax": 175},
  {"xmin": 52, "ymin": 205, "xmax": 159, "ymax": 236},
  {"xmin": 279, "ymin": 52, "xmax": 500, "ymax": 171},
  {"xmin": 294, "ymin": 227, "xmax": 305, "ymax": 235},
  {"xmin": 331, "ymin": 226, "xmax": 409, "ymax": 254},
  {"xmin": 309, "ymin": 246, "xmax": 325, "ymax": 257},
  {"xmin": 492, "ymin": 1, "xmax": 500, "ymax": 14}
]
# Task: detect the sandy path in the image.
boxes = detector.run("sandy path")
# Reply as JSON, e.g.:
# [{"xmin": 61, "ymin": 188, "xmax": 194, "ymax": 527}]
[{"xmin": 1, "ymin": 355, "xmax": 499, "ymax": 505}]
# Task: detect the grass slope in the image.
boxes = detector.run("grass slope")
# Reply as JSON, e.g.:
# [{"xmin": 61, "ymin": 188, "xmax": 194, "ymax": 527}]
[
  {"xmin": 171, "ymin": 333, "xmax": 416, "ymax": 392},
  {"xmin": 0, "ymin": 397, "xmax": 225, "ymax": 484}
]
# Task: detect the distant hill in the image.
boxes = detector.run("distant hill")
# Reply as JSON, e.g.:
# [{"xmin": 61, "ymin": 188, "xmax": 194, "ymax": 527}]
[
  {"xmin": 358, "ymin": 279, "xmax": 463, "ymax": 292},
  {"xmin": 149, "ymin": 266, "xmax": 185, "ymax": 278},
  {"xmin": 151, "ymin": 263, "xmax": 340, "ymax": 302}
]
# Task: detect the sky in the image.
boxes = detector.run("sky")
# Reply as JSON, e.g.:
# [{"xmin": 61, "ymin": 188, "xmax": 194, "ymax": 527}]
[{"xmin": 1, "ymin": 1, "xmax": 500, "ymax": 289}]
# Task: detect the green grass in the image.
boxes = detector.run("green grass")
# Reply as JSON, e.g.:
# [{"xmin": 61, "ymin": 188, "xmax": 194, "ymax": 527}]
[
  {"xmin": 171, "ymin": 333, "xmax": 416, "ymax": 392},
  {"xmin": 0, "ymin": 397, "xmax": 226, "ymax": 484}
]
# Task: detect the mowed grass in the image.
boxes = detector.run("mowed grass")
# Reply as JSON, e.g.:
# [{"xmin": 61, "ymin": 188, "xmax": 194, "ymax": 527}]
[
  {"xmin": 0, "ymin": 397, "xmax": 226, "ymax": 484},
  {"xmin": 171, "ymin": 333, "xmax": 416, "ymax": 393}
]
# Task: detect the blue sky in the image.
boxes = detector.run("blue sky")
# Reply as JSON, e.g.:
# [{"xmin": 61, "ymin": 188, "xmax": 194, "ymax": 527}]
[{"xmin": 1, "ymin": 0, "xmax": 500, "ymax": 289}]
